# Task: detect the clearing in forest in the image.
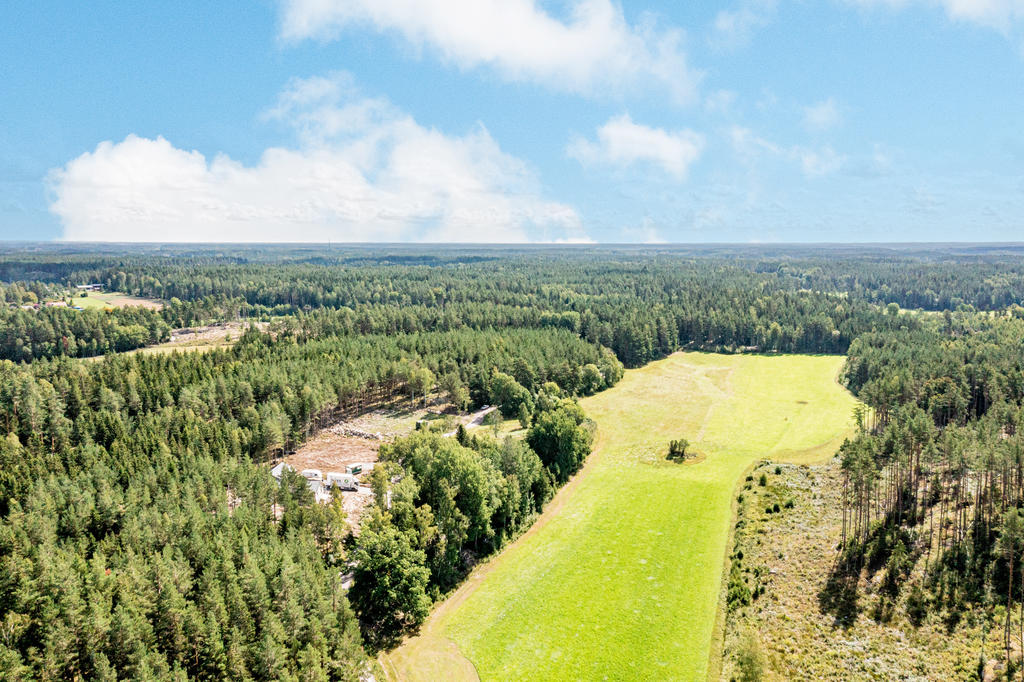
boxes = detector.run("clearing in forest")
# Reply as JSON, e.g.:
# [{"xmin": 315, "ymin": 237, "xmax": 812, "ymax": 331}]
[
  {"xmin": 74, "ymin": 291, "xmax": 164, "ymax": 310},
  {"xmin": 383, "ymin": 352, "xmax": 856, "ymax": 681}
]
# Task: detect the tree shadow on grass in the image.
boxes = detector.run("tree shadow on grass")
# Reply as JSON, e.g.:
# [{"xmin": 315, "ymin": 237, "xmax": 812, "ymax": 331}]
[{"xmin": 818, "ymin": 561, "xmax": 861, "ymax": 628}]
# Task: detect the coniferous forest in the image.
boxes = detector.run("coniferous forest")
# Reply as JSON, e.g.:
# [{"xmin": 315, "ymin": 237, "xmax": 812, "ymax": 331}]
[{"xmin": 4, "ymin": 243, "xmax": 1024, "ymax": 678}]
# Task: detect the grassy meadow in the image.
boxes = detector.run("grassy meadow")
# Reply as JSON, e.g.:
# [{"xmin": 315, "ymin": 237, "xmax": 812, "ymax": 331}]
[
  {"xmin": 384, "ymin": 352, "xmax": 857, "ymax": 681},
  {"xmin": 73, "ymin": 291, "xmax": 163, "ymax": 310}
]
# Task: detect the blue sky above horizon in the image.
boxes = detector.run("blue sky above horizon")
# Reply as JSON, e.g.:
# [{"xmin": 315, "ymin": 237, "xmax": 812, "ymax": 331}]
[{"xmin": 2, "ymin": 0, "xmax": 1024, "ymax": 243}]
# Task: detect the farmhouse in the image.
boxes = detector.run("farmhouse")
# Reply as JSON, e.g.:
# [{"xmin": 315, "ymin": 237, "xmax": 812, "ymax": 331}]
[{"xmin": 76, "ymin": 283, "xmax": 103, "ymax": 292}]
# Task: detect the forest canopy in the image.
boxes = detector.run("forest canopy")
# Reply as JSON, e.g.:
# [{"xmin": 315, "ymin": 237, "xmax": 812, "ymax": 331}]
[{"xmin": 4, "ymin": 243, "xmax": 1024, "ymax": 678}]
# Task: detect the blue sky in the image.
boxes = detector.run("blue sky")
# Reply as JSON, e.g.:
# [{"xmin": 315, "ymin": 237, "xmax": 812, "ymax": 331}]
[{"xmin": 2, "ymin": 0, "xmax": 1024, "ymax": 243}]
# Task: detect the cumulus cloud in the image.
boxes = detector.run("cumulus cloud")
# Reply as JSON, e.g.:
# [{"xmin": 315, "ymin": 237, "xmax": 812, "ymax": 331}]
[
  {"xmin": 48, "ymin": 73, "xmax": 583, "ymax": 243},
  {"xmin": 279, "ymin": 0, "xmax": 700, "ymax": 103},
  {"xmin": 803, "ymin": 98, "xmax": 842, "ymax": 132},
  {"xmin": 568, "ymin": 114, "xmax": 704, "ymax": 179},
  {"xmin": 849, "ymin": 0, "xmax": 1024, "ymax": 32}
]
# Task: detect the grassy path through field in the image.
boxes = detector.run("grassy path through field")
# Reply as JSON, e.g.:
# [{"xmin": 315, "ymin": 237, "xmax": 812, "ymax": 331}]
[{"xmin": 383, "ymin": 352, "xmax": 856, "ymax": 681}]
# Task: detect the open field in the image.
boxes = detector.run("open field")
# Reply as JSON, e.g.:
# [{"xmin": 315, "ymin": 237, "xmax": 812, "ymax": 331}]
[
  {"xmin": 119, "ymin": 321, "xmax": 259, "ymax": 357},
  {"xmin": 74, "ymin": 291, "xmax": 164, "ymax": 310},
  {"xmin": 384, "ymin": 352, "xmax": 857, "ymax": 681}
]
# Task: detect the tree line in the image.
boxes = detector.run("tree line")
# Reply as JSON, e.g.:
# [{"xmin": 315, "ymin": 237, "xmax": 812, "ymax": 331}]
[
  {"xmin": 0, "ymin": 250, "xmax": 938, "ymax": 364},
  {"xmin": 838, "ymin": 312, "xmax": 1024, "ymax": 662}
]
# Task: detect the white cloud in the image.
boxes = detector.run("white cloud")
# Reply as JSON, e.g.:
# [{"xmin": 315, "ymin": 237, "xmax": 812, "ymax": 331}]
[
  {"xmin": 803, "ymin": 98, "xmax": 842, "ymax": 132},
  {"xmin": 798, "ymin": 146, "xmax": 845, "ymax": 176},
  {"xmin": 849, "ymin": 0, "xmax": 1024, "ymax": 32},
  {"xmin": 730, "ymin": 125, "xmax": 846, "ymax": 177},
  {"xmin": 568, "ymin": 114, "xmax": 704, "ymax": 179},
  {"xmin": 704, "ymin": 89, "xmax": 738, "ymax": 114},
  {"xmin": 48, "ymin": 74, "xmax": 583, "ymax": 243},
  {"xmin": 729, "ymin": 125, "xmax": 781, "ymax": 161},
  {"xmin": 709, "ymin": 0, "xmax": 777, "ymax": 49},
  {"xmin": 620, "ymin": 217, "xmax": 668, "ymax": 243},
  {"xmin": 279, "ymin": 0, "xmax": 700, "ymax": 103}
]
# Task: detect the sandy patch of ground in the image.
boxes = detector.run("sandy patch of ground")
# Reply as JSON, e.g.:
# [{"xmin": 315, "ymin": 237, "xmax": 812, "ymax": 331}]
[
  {"xmin": 270, "ymin": 400, "xmax": 502, "ymax": 533},
  {"xmin": 120, "ymin": 321, "xmax": 268, "ymax": 357},
  {"xmin": 285, "ymin": 429, "xmax": 383, "ymax": 475},
  {"xmin": 106, "ymin": 294, "xmax": 163, "ymax": 310},
  {"xmin": 278, "ymin": 399, "xmax": 453, "ymax": 531},
  {"xmin": 167, "ymin": 321, "xmax": 257, "ymax": 345}
]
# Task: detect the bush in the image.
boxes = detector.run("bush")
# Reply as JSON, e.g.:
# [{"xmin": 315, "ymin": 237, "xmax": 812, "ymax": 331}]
[
  {"xmin": 906, "ymin": 582, "xmax": 928, "ymax": 627},
  {"xmin": 734, "ymin": 631, "xmax": 765, "ymax": 682},
  {"xmin": 727, "ymin": 562, "xmax": 752, "ymax": 611},
  {"xmin": 758, "ymin": 473, "xmax": 768, "ymax": 487},
  {"xmin": 668, "ymin": 438, "xmax": 690, "ymax": 460},
  {"xmin": 517, "ymin": 402, "xmax": 532, "ymax": 428}
]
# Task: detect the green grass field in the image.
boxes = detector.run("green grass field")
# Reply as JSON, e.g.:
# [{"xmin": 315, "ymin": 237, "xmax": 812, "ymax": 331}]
[
  {"xmin": 383, "ymin": 352, "xmax": 856, "ymax": 681},
  {"xmin": 73, "ymin": 291, "xmax": 163, "ymax": 310}
]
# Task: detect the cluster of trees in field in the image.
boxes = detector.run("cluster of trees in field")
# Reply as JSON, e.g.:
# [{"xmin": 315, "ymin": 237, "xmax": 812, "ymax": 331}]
[
  {"xmin": 838, "ymin": 312, "xmax": 1024, "ymax": 658},
  {"xmin": 0, "ymin": 323, "xmax": 616, "ymax": 677}
]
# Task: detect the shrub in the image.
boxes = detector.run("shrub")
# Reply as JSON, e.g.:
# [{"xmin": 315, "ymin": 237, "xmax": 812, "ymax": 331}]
[
  {"xmin": 758, "ymin": 473, "xmax": 768, "ymax": 487},
  {"xmin": 727, "ymin": 562, "xmax": 752, "ymax": 611},
  {"xmin": 906, "ymin": 582, "xmax": 928, "ymax": 627},
  {"xmin": 734, "ymin": 631, "xmax": 765, "ymax": 682},
  {"xmin": 668, "ymin": 438, "xmax": 690, "ymax": 460}
]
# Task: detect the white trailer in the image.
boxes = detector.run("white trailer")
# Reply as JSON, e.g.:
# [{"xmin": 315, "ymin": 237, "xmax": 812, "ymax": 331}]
[
  {"xmin": 326, "ymin": 472, "xmax": 358, "ymax": 491},
  {"xmin": 300, "ymin": 469, "xmax": 323, "ymax": 482}
]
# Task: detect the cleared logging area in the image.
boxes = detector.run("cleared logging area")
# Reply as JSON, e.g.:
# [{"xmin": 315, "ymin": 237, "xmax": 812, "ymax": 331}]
[{"xmin": 384, "ymin": 351, "xmax": 856, "ymax": 681}]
